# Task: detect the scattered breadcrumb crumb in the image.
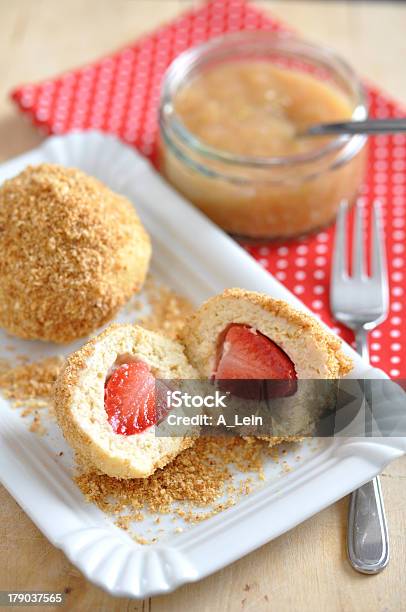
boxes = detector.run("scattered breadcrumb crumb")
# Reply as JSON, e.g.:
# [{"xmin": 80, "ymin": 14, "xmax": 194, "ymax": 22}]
[
  {"xmin": 76, "ymin": 436, "xmax": 280, "ymax": 540},
  {"xmin": 0, "ymin": 356, "xmax": 64, "ymax": 434},
  {"xmin": 138, "ymin": 277, "xmax": 194, "ymax": 339},
  {"xmin": 29, "ymin": 412, "xmax": 46, "ymax": 436},
  {"xmin": 134, "ymin": 535, "xmax": 151, "ymax": 546},
  {"xmin": 0, "ymin": 356, "xmax": 63, "ymax": 401},
  {"xmin": 281, "ymin": 461, "xmax": 292, "ymax": 473}
]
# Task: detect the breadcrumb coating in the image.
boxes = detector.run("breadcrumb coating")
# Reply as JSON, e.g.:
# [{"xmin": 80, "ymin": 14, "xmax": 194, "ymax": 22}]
[{"xmin": 0, "ymin": 164, "xmax": 151, "ymax": 343}]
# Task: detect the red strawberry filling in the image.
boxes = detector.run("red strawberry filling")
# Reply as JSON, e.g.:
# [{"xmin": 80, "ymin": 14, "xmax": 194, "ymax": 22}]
[
  {"xmin": 214, "ymin": 323, "xmax": 297, "ymax": 399},
  {"xmin": 104, "ymin": 361, "xmax": 161, "ymax": 435}
]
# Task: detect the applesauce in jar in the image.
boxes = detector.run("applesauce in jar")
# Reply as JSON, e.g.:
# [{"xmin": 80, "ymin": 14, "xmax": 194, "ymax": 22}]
[{"xmin": 159, "ymin": 33, "xmax": 367, "ymax": 240}]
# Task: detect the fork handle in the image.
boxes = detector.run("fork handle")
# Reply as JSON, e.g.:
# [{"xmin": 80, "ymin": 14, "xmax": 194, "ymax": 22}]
[
  {"xmin": 348, "ymin": 477, "xmax": 389, "ymax": 573},
  {"xmin": 347, "ymin": 327, "xmax": 390, "ymax": 574}
]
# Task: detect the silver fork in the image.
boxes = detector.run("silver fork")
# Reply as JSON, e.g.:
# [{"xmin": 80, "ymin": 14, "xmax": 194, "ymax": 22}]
[{"xmin": 330, "ymin": 200, "xmax": 390, "ymax": 574}]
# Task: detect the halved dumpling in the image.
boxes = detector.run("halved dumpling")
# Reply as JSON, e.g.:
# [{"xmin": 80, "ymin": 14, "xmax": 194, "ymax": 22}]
[
  {"xmin": 182, "ymin": 288, "xmax": 351, "ymax": 379},
  {"xmin": 181, "ymin": 288, "xmax": 352, "ymax": 438},
  {"xmin": 55, "ymin": 324, "xmax": 198, "ymax": 479}
]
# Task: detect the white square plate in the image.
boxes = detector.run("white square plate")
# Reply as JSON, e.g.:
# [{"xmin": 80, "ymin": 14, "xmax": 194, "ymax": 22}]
[{"xmin": 0, "ymin": 132, "xmax": 404, "ymax": 598}]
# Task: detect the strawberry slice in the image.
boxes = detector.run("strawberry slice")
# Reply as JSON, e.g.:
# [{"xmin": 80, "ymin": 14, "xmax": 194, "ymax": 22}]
[
  {"xmin": 214, "ymin": 324, "xmax": 297, "ymax": 399},
  {"xmin": 104, "ymin": 361, "xmax": 158, "ymax": 435}
]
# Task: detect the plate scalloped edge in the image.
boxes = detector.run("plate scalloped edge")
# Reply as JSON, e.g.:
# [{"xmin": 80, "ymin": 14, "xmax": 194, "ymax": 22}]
[{"xmin": 0, "ymin": 131, "xmax": 405, "ymax": 599}]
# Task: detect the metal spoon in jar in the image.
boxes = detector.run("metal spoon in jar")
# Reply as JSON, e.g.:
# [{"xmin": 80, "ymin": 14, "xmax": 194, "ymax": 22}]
[{"xmin": 301, "ymin": 118, "xmax": 406, "ymax": 137}]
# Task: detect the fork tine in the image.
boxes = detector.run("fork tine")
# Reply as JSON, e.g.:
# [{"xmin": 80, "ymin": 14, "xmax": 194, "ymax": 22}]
[
  {"xmin": 353, "ymin": 203, "xmax": 365, "ymax": 278},
  {"xmin": 332, "ymin": 200, "xmax": 348, "ymax": 280},
  {"xmin": 371, "ymin": 201, "xmax": 388, "ymax": 288}
]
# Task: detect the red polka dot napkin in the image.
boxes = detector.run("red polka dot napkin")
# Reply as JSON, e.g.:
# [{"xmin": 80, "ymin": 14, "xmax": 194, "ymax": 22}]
[{"xmin": 10, "ymin": 0, "xmax": 405, "ymax": 378}]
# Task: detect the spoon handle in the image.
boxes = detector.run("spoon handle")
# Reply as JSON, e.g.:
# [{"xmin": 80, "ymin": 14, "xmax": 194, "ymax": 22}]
[{"xmin": 305, "ymin": 118, "xmax": 406, "ymax": 136}]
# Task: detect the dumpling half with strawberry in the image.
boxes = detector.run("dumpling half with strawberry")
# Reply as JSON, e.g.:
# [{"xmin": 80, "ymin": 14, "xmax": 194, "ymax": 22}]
[
  {"xmin": 55, "ymin": 324, "xmax": 199, "ymax": 479},
  {"xmin": 181, "ymin": 289, "xmax": 352, "ymax": 439}
]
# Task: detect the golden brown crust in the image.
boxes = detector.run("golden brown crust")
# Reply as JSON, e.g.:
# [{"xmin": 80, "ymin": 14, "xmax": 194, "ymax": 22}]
[{"xmin": 0, "ymin": 164, "xmax": 151, "ymax": 343}]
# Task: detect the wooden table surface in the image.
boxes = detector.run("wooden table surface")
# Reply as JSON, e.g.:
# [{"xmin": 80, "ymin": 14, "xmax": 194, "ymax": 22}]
[{"xmin": 0, "ymin": 2, "xmax": 405, "ymax": 611}]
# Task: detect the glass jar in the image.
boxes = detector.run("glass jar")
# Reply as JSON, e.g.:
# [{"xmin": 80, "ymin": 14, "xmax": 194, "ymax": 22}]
[{"xmin": 158, "ymin": 32, "xmax": 367, "ymax": 241}]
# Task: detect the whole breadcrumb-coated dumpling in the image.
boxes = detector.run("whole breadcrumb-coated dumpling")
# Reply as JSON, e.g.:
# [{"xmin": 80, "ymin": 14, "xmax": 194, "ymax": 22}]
[{"xmin": 0, "ymin": 164, "xmax": 151, "ymax": 343}]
